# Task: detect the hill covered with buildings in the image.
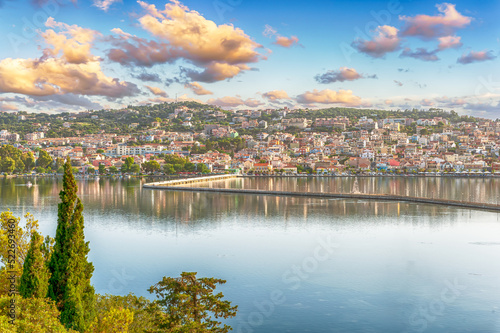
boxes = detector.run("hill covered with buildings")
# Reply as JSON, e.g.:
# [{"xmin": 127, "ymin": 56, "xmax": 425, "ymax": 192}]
[{"xmin": 0, "ymin": 102, "xmax": 499, "ymax": 175}]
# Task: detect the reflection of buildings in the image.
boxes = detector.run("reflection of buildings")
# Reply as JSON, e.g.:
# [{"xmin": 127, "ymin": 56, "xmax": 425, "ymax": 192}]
[{"xmin": 2, "ymin": 178, "xmax": 499, "ymax": 232}]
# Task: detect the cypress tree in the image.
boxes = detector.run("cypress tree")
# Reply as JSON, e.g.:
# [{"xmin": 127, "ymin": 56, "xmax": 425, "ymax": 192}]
[
  {"xmin": 19, "ymin": 231, "xmax": 50, "ymax": 298},
  {"xmin": 47, "ymin": 158, "xmax": 95, "ymax": 332}
]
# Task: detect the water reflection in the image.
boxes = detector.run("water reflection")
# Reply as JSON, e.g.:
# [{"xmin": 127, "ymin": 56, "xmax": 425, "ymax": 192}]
[
  {"xmin": 192, "ymin": 177, "xmax": 500, "ymax": 204},
  {"xmin": 0, "ymin": 177, "xmax": 489, "ymax": 228}
]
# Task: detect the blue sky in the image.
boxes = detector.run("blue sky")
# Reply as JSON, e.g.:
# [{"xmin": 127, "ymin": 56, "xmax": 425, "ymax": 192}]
[{"xmin": 0, "ymin": 0, "xmax": 498, "ymax": 117}]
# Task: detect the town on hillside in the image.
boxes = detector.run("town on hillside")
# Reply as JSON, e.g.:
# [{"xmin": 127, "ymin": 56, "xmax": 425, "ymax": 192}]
[{"xmin": 1, "ymin": 103, "xmax": 499, "ymax": 176}]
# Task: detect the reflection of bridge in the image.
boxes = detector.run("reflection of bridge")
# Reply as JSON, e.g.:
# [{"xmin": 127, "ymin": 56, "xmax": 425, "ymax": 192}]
[
  {"xmin": 144, "ymin": 174, "xmax": 240, "ymax": 187},
  {"xmin": 143, "ymin": 176, "xmax": 500, "ymax": 212}
]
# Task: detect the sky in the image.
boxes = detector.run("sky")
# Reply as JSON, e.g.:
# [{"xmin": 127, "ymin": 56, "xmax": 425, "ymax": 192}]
[{"xmin": 0, "ymin": 0, "xmax": 498, "ymax": 117}]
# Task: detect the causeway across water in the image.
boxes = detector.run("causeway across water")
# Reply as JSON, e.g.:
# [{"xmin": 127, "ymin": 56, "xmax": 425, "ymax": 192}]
[{"xmin": 143, "ymin": 175, "xmax": 500, "ymax": 212}]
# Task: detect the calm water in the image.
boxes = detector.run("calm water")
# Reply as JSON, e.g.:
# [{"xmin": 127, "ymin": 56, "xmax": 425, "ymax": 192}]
[
  {"xmin": 1, "ymin": 177, "xmax": 500, "ymax": 333},
  {"xmin": 193, "ymin": 176, "xmax": 500, "ymax": 204}
]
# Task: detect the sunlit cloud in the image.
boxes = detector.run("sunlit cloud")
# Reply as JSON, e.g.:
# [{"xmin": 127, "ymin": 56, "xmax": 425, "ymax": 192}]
[
  {"xmin": 145, "ymin": 85, "xmax": 167, "ymax": 97},
  {"xmin": 0, "ymin": 18, "xmax": 138, "ymax": 99},
  {"xmin": 179, "ymin": 63, "xmax": 251, "ymax": 83},
  {"xmin": 263, "ymin": 24, "xmax": 300, "ymax": 48},
  {"xmin": 184, "ymin": 82, "xmax": 213, "ymax": 95},
  {"xmin": 262, "ymin": 90, "xmax": 290, "ymax": 101},
  {"xmin": 0, "ymin": 103, "xmax": 17, "ymax": 111},
  {"xmin": 352, "ymin": 25, "xmax": 401, "ymax": 58},
  {"xmin": 207, "ymin": 96, "xmax": 264, "ymax": 108},
  {"xmin": 457, "ymin": 50, "xmax": 496, "ymax": 64},
  {"xmin": 120, "ymin": 0, "xmax": 264, "ymax": 82},
  {"xmin": 435, "ymin": 95, "xmax": 467, "ymax": 107},
  {"xmin": 437, "ymin": 35, "xmax": 462, "ymax": 50},
  {"xmin": 420, "ymin": 98, "xmax": 434, "ymax": 106},
  {"xmin": 107, "ymin": 28, "xmax": 177, "ymax": 67},
  {"xmin": 296, "ymin": 89, "xmax": 362, "ymax": 106},
  {"xmin": 315, "ymin": 67, "xmax": 377, "ymax": 84},
  {"xmin": 274, "ymin": 36, "xmax": 299, "ymax": 48},
  {"xmin": 244, "ymin": 98, "xmax": 264, "ymax": 108},
  {"xmin": 43, "ymin": 17, "xmax": 100, "ymax": 64},
  {"xmin": 93, "ymin": 0, "xmax": 121, "ymax": 11},
  {"xmin": 400, "ymin": 3, "xmax": 472, "ymax": 39}
]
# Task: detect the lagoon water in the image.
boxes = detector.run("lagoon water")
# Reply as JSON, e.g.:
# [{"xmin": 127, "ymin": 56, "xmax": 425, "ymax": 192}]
[{"xmin": 1, "ymin": 177, "xmax": 500, "ymax": 332}]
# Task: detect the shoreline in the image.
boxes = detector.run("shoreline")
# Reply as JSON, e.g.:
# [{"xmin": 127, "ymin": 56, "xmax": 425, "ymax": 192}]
[{"xmin": 4, "ymin": 173, "xmax": 500, "ymax": 179}]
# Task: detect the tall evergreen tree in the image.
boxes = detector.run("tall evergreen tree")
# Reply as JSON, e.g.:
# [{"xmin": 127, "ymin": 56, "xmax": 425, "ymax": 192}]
[
  {"xmin": 19, "ymin": 231, "xmax": 50, "ymax": 298},
  {"xmin": 47, "ymin": 158, "xmax": 95, "ymax": 332}
]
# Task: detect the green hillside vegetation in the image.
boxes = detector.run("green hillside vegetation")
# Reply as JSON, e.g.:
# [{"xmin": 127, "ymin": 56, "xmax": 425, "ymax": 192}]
[
  {"xmin": 0, "ymin": 102, "xmax": 483, "ymax": 139},
  {"xmin": 288, "ymin": 107, "xmax": 472, "ymax": 123}
]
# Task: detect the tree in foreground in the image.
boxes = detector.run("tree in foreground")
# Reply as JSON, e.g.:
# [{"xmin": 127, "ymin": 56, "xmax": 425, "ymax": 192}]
[
  {"xmin": 147, "ymin": 272, "xmax": 238, "ymax": 333},
  {"xmin": 19, "ymin": 230, "xmax": 51, "ymax": 298},
  {"xmin": 0, "ymin": 295, "xmax": 75, "ymax": 333},
  {"xmin": 93, "ymin": 293, "xmax": 157, "ymax": 333},
  {"xmin": 89, "ymin": 306, "xmax": 134, "ymax": 333},
  {"xmin": 47, "ymin": 158, "xmax": 95, "ymax": 332},
  {"xmin": 0, "ymin": 211, "xmax": 40, "ymax": 295}
]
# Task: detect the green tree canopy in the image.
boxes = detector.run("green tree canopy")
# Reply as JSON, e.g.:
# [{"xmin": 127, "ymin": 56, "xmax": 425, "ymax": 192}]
[
  {"xmin": 121, "ymin": 157, "xmax": 138, "ymax": 173},
  {"xmin": 147, "ymin": 272, "xmax": 237, "ymax": 333},
  {"xmin": 48, "ymin": 158, "xmax": 95, "ymax": 332},
  {"xmin": 130, "ymin": 164, "xmax": 141, "ymax": 173},
  {"xmin": 98, "ymin": 164, "xmax": 107, "ymax": 174},
  {"xmin": 142, "ymin": 160, "xmax": 161, "ymax": 173},
  {"xmin": 93, "ymin": 293, "xmax": 156, "ymax": 333},
  {"xmin": 0, "ymin": 157, "xmax": 15, "ymax": 174},
  {"xmin": 164, "ymin": 154, "xmax": 188, "ymax": 166},
  {"xmin": 163, "ymin": 164, "xmax": 175, "ymax": 174},
  {"xmin": 55, "ymin": 158, "xmax": 65, "ymax": 170},
  {"xmin": 19, "ymin": 231, "xmax": 51, "ymax": 299},
  {"xmin": 196, "ymin": 164, "xmax": 210, "ymax": 173},
  {"xmin": 36, "ymin": 150, "xmax": 53, "ymax": 169},
  {"xmin": 21, "ymin": 152, "xmax": 36, "ymax": 172},
  {"xmin": 0, "ymin": 295, "xmax": 73, "ymax": 333}
]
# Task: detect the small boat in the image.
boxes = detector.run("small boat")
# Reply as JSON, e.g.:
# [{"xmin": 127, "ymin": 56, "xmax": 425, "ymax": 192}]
[{"xmin": 26, "ymin": 181, "xmax": 33, "ymax": 188}]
